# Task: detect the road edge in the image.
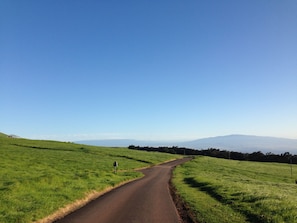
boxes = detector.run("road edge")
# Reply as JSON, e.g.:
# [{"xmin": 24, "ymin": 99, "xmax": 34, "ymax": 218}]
[
  {"xmin": 35, "ymin": 158, "xmax": 181, "ymax": 223},
  {"xmin": 169, "ymin": 158, "xmax": 198, "ymax": 223}
]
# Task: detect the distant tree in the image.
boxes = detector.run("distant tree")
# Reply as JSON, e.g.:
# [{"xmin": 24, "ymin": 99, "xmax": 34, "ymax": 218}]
[{"xmin": 248, "ymin": 151, "xmax": 265, "ymax": 161}]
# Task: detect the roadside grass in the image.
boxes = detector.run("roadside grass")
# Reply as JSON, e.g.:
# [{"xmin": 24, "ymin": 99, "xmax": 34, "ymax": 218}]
[
  {"xmin": 0, "ymin": 136, "xmax": 179, "ymax": 223},
  {"xmin": 173, "ymin": 156, "xmax": 297, "ymax": 223}
]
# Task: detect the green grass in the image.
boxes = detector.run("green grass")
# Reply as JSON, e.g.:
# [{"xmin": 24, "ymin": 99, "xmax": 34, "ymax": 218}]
[
  {"xmin": 173, "ymin": 156, "xmax": 297, "ymax": 223},
  {"xmin": 0, "ymin": 135, "xmax": 180, "ymax": 222}
]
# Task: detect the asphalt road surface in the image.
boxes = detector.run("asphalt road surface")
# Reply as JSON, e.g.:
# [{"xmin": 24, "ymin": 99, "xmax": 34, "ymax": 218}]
[{"xmin": 54, "ymin": 157, "xmax": 191, "ymax": 223}]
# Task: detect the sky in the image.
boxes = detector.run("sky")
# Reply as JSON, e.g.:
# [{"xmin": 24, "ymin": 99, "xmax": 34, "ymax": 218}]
[{"xmin": 1, "ymin": 0, "xmax": 297, "ymax": 141}]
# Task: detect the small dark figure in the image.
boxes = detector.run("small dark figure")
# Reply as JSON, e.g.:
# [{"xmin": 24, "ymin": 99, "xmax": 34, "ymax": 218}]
[{"xmin": 113, "ymin": 161, "xmax": 118, "ymax": 173}]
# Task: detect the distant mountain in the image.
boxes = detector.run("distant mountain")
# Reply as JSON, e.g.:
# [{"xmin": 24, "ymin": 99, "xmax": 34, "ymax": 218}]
[
  {"xmin": 76, "ymin": 135, "xmax": 297, "ymax": 155},
  {"xmin": 178, "ymin": 135, "xmax": 297, "ymax": 154},
  {"xmin": 77, "ymin": 139, "xmax": 137, "ymax": 147},
  {"xmin": 75, "ymin": 139, "xmax": 177, "ymax": 147}
]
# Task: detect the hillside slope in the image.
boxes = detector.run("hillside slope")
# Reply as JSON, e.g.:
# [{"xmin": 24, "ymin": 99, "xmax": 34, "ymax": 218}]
[{"xmin": 0, "ymin": 132, "xmax": 8, "ymax": 137}]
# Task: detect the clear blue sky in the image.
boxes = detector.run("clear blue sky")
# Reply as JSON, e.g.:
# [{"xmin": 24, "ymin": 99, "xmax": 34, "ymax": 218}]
[{"xmin": 1, "ymin": 0, "xmax": 297, "ymax": 141}]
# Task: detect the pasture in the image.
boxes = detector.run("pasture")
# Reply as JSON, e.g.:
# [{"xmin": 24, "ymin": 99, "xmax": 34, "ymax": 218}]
[
  {"xmin": 173, "ymin": 156, "xmax": 297, "ymax": 223},
  {"xmin": 0, "ymin": 135, "xmax": 179, "ymax": 222}
]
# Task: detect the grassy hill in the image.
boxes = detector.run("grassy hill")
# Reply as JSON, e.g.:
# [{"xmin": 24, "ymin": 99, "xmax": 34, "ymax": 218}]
[
  {"xmin": 0, "ymin": 132, "xmax": 8, "ymax": 137},
  {"xmin": 173, "ymin": 156, "xmax": 297, "ymax": 223},
  {"xmin": 0, "ymin": 135, "xmax": 180, "ymax": 222}
]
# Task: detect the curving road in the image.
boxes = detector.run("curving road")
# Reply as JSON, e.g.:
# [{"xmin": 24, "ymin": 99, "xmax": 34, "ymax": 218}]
[{"xmin": 54, "ymin": 157, "xmax": 191, "ymax": 223}]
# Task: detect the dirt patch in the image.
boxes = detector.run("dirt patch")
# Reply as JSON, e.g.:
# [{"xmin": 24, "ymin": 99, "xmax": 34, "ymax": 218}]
[{"xmin": 169, "ymin": 173, "xmax": 198, "ymax": 223}]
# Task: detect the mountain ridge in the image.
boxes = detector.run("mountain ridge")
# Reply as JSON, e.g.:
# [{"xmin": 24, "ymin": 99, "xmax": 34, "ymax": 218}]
[
  {"xmin": 178, "ymin": 134, "xmax": 297, "ymax": 154},
  {"xmin": 76, "ymin": 134, "xmax": 297, "ymax": 154}
]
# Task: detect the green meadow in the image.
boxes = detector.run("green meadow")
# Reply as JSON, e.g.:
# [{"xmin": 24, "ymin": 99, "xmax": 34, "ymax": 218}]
[
  {"xmin": 0, "ymin": 134, "xmax": 179, "ymax": 223},
  {"xmin": 173, "ymin": 156, "xmax": 297, "ymax": 223}
]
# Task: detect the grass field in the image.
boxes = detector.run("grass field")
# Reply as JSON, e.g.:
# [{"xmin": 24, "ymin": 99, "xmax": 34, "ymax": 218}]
[
  {"xmin": 0, "ymin": 134, "xmax": 179, "ymax": 223},
  {"xmin": 173, "ymin": 156, "xmax": 297, "ymax": 223}
]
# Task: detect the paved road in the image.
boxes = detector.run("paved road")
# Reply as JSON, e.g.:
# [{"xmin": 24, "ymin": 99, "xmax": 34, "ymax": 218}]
[{"xmin": 54, "ymin": 157, "xmax": 191, "ymax": 223}]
